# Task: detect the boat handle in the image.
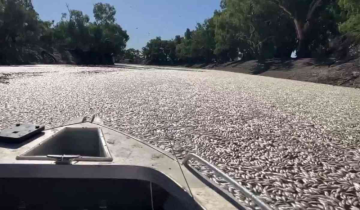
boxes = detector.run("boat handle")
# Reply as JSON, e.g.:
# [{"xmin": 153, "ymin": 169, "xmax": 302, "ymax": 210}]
[
  {"xmin": 182, "ymin": 153, "xmax": 272, "ymax": 210},
  {"xmin": 47, "ymin": 154, "xmax": 80, "ymax": 164}
]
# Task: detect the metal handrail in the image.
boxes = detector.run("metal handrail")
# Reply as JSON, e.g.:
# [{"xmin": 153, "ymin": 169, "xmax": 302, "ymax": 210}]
[{"xmin": 182, "ymin": 153, "xmax": 272, "ymax": 210}]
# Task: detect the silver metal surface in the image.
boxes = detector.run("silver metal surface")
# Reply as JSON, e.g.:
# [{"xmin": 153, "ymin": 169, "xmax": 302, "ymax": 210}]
[
  {"xmin": 183, "ymin": 153, "xmax": 272, "ymax": 210},
  {"xmin": 47, "ymin": 155, "xmax": 80, "ymax": 164},
  {"xmin": 16, "ymin": 127, "xmax": 113, "ymax": 162}
]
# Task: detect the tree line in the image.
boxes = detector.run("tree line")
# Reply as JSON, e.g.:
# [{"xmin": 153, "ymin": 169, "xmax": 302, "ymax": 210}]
[
  {"xmin": 1, "ymin": 0, "xmax": 359, "ymax": 65},
  {"xmin": 0, "ymin": 0, "xmax": 129, "ymax": 64},
  {"xmin": 142, "ymin": 0, "xmax": 360, "ymax": 65}
]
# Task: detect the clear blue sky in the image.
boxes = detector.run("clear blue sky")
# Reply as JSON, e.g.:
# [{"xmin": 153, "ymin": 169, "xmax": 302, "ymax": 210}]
[{"xmin": 32, "ymin": 0, "xmax": 221, "ymax": 50}]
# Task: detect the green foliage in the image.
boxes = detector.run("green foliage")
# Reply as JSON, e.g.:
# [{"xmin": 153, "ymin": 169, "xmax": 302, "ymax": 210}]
[
  {"xmin": 340, "ymin": 14, "xmax": 360, "ymax": 35},
  {"xmin": 1, "ymin": 0, "xmax": 359, "ymax": 65},
  {"xmin": 93, "ymin": 3, "xmax": 116, "ymax": 24},
  {"xmin": 0, "ymin": 1, "xmax": 129, "ymax": 64},
  {"xmin": 52, "ymin": 4, "xmax": 128, "ymax": 56},
  {"xmin": 0, "ymin": 0, "xmax": 41, "ymax": 47},
  {"xmin": 338, "ymin": 0, "xmax": 360, "ymax": 37},
  {"xmin": 191, "ymin": 19, "xmax": 217, "ymax": 62},
  {"xmin": 120, "ymin": 48, "xmax": 143, "ymax": 63},
  {"xmin": 176, "ymin": 19, "xmax": 217, "ymax": 63},
  {"xmin": 174, "ymin": 35, "xmax": 182, "ymax": 45},
  {"xmin": 143, "ymin": 0, "xmax": 350, "ymax": 64},
  {"xmin": 264, "ymin": 0, "xmax": 339, "ymax": 58},
  {"xmin": 142, "ymin": 37, "xmax": 177, "ymax": 65},
  {"xmin": 38, "ymin": 20, "xmax": 55, "ymax": 46},
  {"xmin": 215, "ymin": 0, "xmax": 298, "ymax": 60},
  {"xmin": 212, "ymin": 10, "xmax": 241, "ymax": 61},
  {"xmin": 54, "ymin": 10, "xmax": 91, "ymax": 49},
  {"xmin": 176, "ymin": 38, "xmax": 193, "ymax": 63},
  {"xmin": 0, "ymin": 0, "xmax": 45, "ymax": 64},
  {"xmin": 184, "ymin": 28, "xmax": 192, "ymax": 40}
]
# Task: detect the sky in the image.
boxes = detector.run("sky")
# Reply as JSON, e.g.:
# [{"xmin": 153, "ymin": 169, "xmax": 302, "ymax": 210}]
[{"xmin": 32, "ymin": 0, "xmax": 221, "ymax": 50}]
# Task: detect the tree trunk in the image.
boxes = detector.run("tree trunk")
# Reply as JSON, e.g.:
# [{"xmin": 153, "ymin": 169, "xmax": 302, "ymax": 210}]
[
  {"xmin": 296, "ymin": 38, "xmax": 311, "ymax": 58},
  {"xmin": 275, "ymin": 0, "xmax": 324, "ymax": 58},
  {"xmin": 294, "ymin": 19, "xmax": 311, "ymax": 58}
]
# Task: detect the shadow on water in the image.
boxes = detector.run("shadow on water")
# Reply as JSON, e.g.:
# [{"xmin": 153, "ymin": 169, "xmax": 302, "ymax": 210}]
[
  {"xmin": 74, "ymin": 70, "xmax": 120, "ymax": 75},
  {"xmin": 0, "ymin": 72, "xmax": 47, "ymax": 84},
  {"xmin": 72, "ymin": 64, "xmax": 143, "ymax": 75},
  {"xmin": 113, "ymin": 64, "xmax": 204, "ymax": 72},
  {"xmin": 73, "ymin": 64, "xmax": 149, "ymax": 70},
  {"xmin": 0, "ymin": 75, "xmax": 9, "ymax": 84}
]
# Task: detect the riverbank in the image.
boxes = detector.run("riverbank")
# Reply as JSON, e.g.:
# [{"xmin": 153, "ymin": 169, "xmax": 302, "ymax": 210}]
[{"xmin": 177, "ymin": 58, "xmax": 360, "ymax": 88}]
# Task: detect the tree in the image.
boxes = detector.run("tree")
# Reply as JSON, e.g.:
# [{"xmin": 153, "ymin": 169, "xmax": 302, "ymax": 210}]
[
  {"xmin": 215, "ymin": 0, "xmax": 296, "ymax": 61},
  {"xmin": 120, "ymin": 48, "xmax": 143, "ymax": 63},
  {"xmin": 213, "ymin": 10, "xmax": 241, "ymax": 62},
  {"xmin": 0, "ymin": 0, "xmax": 45, "ymax": 64},
  {"xmin": 0, "ymin": 1, "xmax": 129, "ymax": 65},
  {"xmin": 175, "ymin": 23, "xmax": 216, "ymax": 64},
  {"xmin": 93, "ymin": 3, "xmax": 116, "ymax": 24},
  {"xmin": 338, "ymin": 0, "xmax": 360, "ymax": 37},
  {"xmin": 89, "ymin": 23, "xmax": 129, "ymax": 55},
  {"xmin": 67, "ymin": 9, "xmax": 91, "ymax": 49},
  {"xmin": 53, "ymin": 3, "xmax": 129, "ymax": 56},
  {"xmin": 142, "ymin": 37, "xmax": 179, "ymax": 65},
  {"xmin": 266, "ymin": 0, "xmax": 337, "ymax": 58},
  {"xmin": 185, "ymin": 28, "xmax": 192, "ymax": 40},
  {"xmin": 0, "ymin": 0, "xmax": 40, "ymax": 47},
  {"xmin": 174, "ymin": 35, "xmax": 182, "ymax": 45},
  {"xmin": 39, "ymin": 20, "xmax": 55, "ymax": 47},
  {"xmin": 143, "ymin": 37, "xmax": 168, "ymax": 64},
  {"xmin": 176, "ymin": 30, "xmax": 194, "ymax": 63},
  {"xmin": 188, "ymin": 19, "xmax": 216, "ymax": 63}
]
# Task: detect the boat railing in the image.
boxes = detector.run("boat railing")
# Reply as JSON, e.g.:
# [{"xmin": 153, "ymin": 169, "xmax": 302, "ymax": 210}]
[{"xmin": 183, "ymin": 153, "xmax": 272, "ymax": 210}]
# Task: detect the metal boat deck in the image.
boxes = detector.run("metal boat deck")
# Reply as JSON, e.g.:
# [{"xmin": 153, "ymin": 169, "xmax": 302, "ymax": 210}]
[{"xmin": 0, "ymin": 119, "xmax": 240, "ymax": 210}]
